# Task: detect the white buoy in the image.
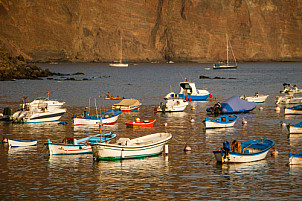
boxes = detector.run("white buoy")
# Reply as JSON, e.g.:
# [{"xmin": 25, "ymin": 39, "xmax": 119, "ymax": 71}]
[
  {"xmin": 190, "ymin": 117, "xmax": 195, "ymax": 123},
  {"xmin": 281, "ymin": 121, "xmax": 286, "ymax": 127},
  {"xmin": 275, "ymin": 106, "xmax": 280, "ymax": 112},
  {"xmin": 191, "ymin": 106, "xmax": 195, "ymax": 110},
  {"xmin": 259, "ymin": 106, "xmax": 263, "ymax": 111},
  {"xmin": 164, "ymin": 144, "xmax": 169, "ymax": 155},
  {"xmin": 164, "ymin": 122, "xmax": 168, "ymax": 127},
  {"xmin": 242, "ymin": 117, "xmax": 247, "ymax": 125},
  {"xmin": 184, "ymin": 144, "xmax": 192, "ymax": 152}
]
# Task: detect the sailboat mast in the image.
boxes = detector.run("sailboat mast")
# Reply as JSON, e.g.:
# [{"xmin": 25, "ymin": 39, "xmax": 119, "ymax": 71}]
[
  {"xmin": 226, "ymin": 34, "xmax": 229, "ymax": 65},
  {"xmin": 120, "ymin": 36, "xmax": 123, "ymax": 63}
]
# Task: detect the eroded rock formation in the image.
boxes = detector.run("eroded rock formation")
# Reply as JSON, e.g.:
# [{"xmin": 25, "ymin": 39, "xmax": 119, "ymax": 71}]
[{"xmin": 0, "ymin": 0, "xmax": 301, "ymax": 63}]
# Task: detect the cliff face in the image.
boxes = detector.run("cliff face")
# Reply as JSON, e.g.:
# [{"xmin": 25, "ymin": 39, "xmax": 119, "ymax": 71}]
[{"xmin": 0, "ymin": 0, "xmax": 301, "ymax": 63}]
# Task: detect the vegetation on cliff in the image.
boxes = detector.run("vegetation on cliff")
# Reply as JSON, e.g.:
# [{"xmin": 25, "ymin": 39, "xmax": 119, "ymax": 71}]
[{"xmin": 0, "ymin": 48, "xmax": 52, "ymax": 81}]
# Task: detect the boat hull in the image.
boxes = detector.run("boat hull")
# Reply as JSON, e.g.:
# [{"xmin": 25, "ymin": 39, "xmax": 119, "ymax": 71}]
[
  {"xmin": 8, "ymin": 139, "xmax": 37, "ymax": 147},
  {"xmin": 213, "ymin": 65, "xmax": 237, "ymax": 70},
  {"xmin": 285, "ymin": 108, "xmax": 302, "ymax": 115},
  {"xmin": 289, "ymin": 153, "xmax": 302, "ymax": 165},
  {"xmin": 213, "ymin": 149, "xmax": 270, "ymax": 163},
  {"xmin": 91, "ymin": 133, "xmax": 172, "ymax": 160},
  {"xmin": 289, "ymin": 125, "xmax": 302, "ymax": 134},
  {"xmin": 126, "ymin": 119, "xmax": 156, "ymax": 128},
  {"xmin": 109, "ymin": 63, "xmax": 128, "ymax": 67},
  {"xmin": 73, "ymin": 115, "xmax": 119, "ymax": 126},
  {"xmin": 178, "ymin": 94, "xmax": 209, "ymax": 101},
  {"xmin": 205, "ymin": 120, "xmax": 236, "ymax": 129}
]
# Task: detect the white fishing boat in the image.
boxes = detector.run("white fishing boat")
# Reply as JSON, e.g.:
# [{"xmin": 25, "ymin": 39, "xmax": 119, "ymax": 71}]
[
  {"xmin": 112, "ymin": 99, "xmax": 141, "ymax": 112},
  {"xmin": 213, "ymin": 138, "xmax": 275, "ymax": 163},
  {"xmin": 288, "ymin": 121, "xmax": 302, "ymax": 134},
  {"xmin": 280, "ymin": 83, "xmax": 302, "ymax": 94},
  {"xmin": 240, "ymin": 93, "xmax": 269, "ymax": 103},
  {"xmin": 284, "ymin": 105, "xmax": 302, "ymax": 115},
  {"xmin": 91, "ymin": 133, "xmax": 172, "ymax": 160},
  {"xmin": 109, "ymin": 36, "xmax": 128, "ymax": 67},
  {"xmin": 11, "ymin": 95, "xmax": 66, "ymax": 123},
  {"xmin": 8, "ymin": 139, "xmax": 37, "ymax": 147},
  {"xmin": 275, "ymin": 93, "xmax": 302, "ymax": 105},
  {"xmin": 213, "ymin": 34, "xmax": 237, "ymax": 70},
  {"xmin": 155, "ymin": 93, "xmax": 188, "ymax": 112},
  {"xmin": 203, "ymin": 115, "xmax": 238, "ymax": 129},
  {"xmin": 46, "ymin": 133, "xmax": 116, "ymax": 155}
]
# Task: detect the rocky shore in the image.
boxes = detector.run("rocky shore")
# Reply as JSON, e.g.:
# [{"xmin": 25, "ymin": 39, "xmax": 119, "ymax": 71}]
[{"xmin": 0, "ymin": 48, "xmax": 52, "ymax": 81}]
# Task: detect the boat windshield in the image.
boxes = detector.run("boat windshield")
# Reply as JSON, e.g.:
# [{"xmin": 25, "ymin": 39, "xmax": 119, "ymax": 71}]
[{"xmin": 180, "ymin": 83, "xmax": 191, "ymax": 90}]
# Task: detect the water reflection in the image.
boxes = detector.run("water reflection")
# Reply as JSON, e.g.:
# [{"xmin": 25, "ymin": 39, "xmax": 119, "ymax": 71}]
[
  {"xmin": 289, "ymin": 134, "xmax": 302, "ymax": 146},
  {"xmin": 8, "ymin": 146, "xmax": 37, "ymax": 155},
  {"xmin": 215, "ymin": 160, "xmax": 269, "ymax": 175}
]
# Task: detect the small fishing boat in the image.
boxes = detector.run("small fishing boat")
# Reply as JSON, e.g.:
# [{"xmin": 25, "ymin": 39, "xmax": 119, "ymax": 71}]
[
  {"xmin": 73, "ymin": 109, "xmax": 122, "ymax": 126},
  {"xmin": 8, "ymin": 139, "xmax": 37, "ymax": 147},
  {"xmin": 105, "ymin": 96, "xmax": 122, "ymax": 100},
  {"xmin": 112, "ymin": 99, "xmax": 141, "ymax": 112},
  {"xmin": 126, "ymin": 118, "xmax": 156, "ymax": 128},
  {"xmin": 213, "ymin": 138, "xmax": 275, "ymax": 163},
  {"xmin": 280, "ymin": 83, "xmax": 302, "ymax": 94},
  {"xmin": 275, "ymin": 93, "xmax": 302, "ymax": 105},
  {"xmin": 288, "ymin": 121, "xmax": 302, "ymax": 134},
  {"xmin": 240, "ymin": 93, "xmax": 269, "ymax": 103},
  {"xmin": 155, "ymin": 93, "xmax": 188, "ymax": 112},
  {"xmin": 204, "ymin": 115, "xmax": 238, "ymax": 129},
  {"xmin": 12, "ymin": 95, "xmax": 66, "ymax": 123},
  {"xmin": 91, "ymin": 133, "xmax": 172, "ymax": 160},
  {"xmin": 46, "ymin": 132, "xmax": 116, "ymax": 155},
  {"xmin": 213, "ymin": 34, "xmax": 237, "ymax": 70},
  {"xmin": 289, "ymin": 152, "xmax": 302, "ymax": 165},
  {"xmin": 166, "ymin": 79, "xmax": 211, "ymax": 101},
  {"xmin": 206, "ymin": 96, "xmax": 256, "ymax": 114},
  {"xmin": 284, "ymin": 104, "xmax": 302, "ymax": 115}
]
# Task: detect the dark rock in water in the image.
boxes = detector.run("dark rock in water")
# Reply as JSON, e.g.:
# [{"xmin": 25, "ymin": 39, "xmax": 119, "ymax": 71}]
[
  {"xmin": 213, "ymin": 76, "xmax": 226, "ymax": 79},
  {"xmin": 199, "ymin": 75, "xmax": 211, "ymax": 79},
  {"xmin": 73, "ymin": 72, "xmax": 84, "ymax": 75}
]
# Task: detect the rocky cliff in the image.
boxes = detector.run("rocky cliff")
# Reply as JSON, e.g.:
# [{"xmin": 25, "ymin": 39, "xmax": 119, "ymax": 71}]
[{"xmin": 0, "ymin": 0, "xmax": 301, "ymax": 63}]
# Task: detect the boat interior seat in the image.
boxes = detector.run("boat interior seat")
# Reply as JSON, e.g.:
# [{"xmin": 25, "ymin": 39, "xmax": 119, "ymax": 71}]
[{"xmin": 117, "ymin": 138, "xmax": 131, "ymax": 146}]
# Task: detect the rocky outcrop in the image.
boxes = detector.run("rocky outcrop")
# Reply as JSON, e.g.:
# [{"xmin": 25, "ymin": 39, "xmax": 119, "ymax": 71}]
[
  {"xmin": 0, "ymin": 0, "xmax": 301, "ymax": 63},
  {"xmin": 0, "ymin": 48, "xmax": 52, "ymax": 80}
]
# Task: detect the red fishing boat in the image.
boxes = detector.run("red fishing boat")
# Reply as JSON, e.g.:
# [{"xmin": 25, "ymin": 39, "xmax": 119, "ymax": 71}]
[{"xmin": 126, "ymin": 119, "xmax": 156, "ymax": 128}]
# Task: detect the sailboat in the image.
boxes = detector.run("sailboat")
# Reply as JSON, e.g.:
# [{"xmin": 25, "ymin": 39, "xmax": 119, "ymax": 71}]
[
  {"xmin": 109, "ymin": 36, "xmax": 128, "ymax": 67},
  {"xmin": 213, "ymin": 34, "xmax": 237, "ymax": 70}
]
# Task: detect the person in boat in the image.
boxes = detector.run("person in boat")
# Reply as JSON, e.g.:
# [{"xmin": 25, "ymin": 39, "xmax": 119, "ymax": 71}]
[
  {"xmin": 231, "ymin": 140, "xmax": 241, "ymax": 153},
  {"xmin": 222, "ymin": 141, "xmax": 230, "ymax": 158},
  {"xmin": 106, "ymin": 92, "xmax": 111, "ymax": 98},
  {"xmin": 255, "ymin": 92, "xmax": 259, "ymax": 97}
]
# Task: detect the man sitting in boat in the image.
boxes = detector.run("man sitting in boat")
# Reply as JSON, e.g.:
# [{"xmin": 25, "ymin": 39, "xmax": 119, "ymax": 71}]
[
  {"xmin": 106, "ymin": 92, "xmax": 111, "ymax": 98},
  {"xmin": 222, "ymin": 141, "xmax": 230, "ymax": 158},
  {"xmin": 232, "ymin": 140, "xmax": 241, "ymax": 153}
]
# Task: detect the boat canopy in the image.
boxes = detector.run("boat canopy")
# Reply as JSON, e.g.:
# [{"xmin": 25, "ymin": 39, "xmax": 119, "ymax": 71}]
[
  {"xmin": 113, "ymin": 99, "xmax": 141, "ymax": 107},
  {"xmin": 207, "ymin": 96, "xmax": 256, "ymax": 114}
]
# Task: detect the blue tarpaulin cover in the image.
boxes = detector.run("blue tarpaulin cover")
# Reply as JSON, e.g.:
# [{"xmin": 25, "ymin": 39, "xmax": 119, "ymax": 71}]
[{"xmin": 207, "ymin": 96, "xmax": 256, "ymax": 114}]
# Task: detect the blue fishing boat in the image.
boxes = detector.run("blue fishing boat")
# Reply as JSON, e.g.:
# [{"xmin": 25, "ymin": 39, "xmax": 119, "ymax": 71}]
[
  {"xmin": 206, "ymin": 96, "xmax": 256, "ymax": 114},
  {"xmin": 289, "ymin": 152, "xmax": 302, "ymax": 165},
  {"xmin": 204, "ymin": 115, "xmax": 238, "ymax": 129},
  {"xmin": 213, "ymin": 138, "xmax": 275, "ymax": 163},
  {"xmin": 73, "ymin": 109, "xmax": 122, "ymax": 126},
  {"xmin": 285, "ymin": 104, "xmax": 302, "ymax": 115},
  {"xmin": 46, "ymin": 132, "xmax": 116, "ymax": 155},
  {"xmin": 288, "ymin": 121, "xmax": 302, "ymax": 134}
]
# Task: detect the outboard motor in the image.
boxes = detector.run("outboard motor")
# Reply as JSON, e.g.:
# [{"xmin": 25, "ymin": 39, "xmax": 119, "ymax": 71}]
[{"xmin": 209, "ymin": 102, "xmax": 222, "ymax": 115}]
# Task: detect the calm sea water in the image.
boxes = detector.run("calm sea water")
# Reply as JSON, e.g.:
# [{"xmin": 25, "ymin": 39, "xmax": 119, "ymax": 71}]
[{"xmin": 0, "ymin": 62, "xmax": 302, "ymax": 200}]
